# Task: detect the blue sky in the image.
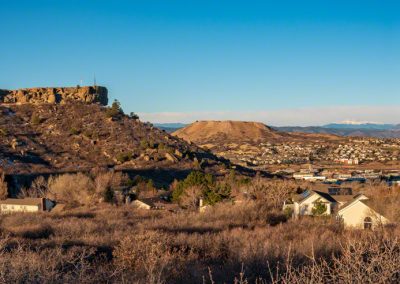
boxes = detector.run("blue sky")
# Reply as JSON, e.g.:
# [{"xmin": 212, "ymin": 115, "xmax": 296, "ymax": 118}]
[{"xmin": 1, "ymin": 0, "xmax": 399, "ymax": 125}]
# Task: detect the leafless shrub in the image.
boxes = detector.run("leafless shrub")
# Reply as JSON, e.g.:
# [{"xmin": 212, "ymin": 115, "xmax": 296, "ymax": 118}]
[
  {"xmin": 114, "ymin": 230, "xmax": 182, "ymax": 284},
  {"xmin": 0, "ymin": 177, "xmax": 397, "ymax": 283},
  {"xmin": 269, "ymin": 234, "xmax": 400, "ymax": 284},
  {"xmin": 47, "ymin": 173, "xmax": 94, "ymax": 206},
  {"xmin": 244, "ymin": 176, "xmax": 298, "ymax": 208},
  {"xmin": 93, "ymin": 170, "xmax": 129, "ymax": 203},
  {"xmin": 19, "ymin": 176, "xmax": 48, "ymax": 198},
  {"xmin": 10, "ymin": 223, "xmax": 54, "ymax": 240}
]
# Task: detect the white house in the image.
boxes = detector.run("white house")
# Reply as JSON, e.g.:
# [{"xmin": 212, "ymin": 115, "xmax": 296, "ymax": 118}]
[
  {"xmin": 284, "ymin": 190, "xmax": 338, "ymax": 216},
  {"xmin": 131, "ymin": 199, "xmax": 153, "ymax": 210},
  {"xmin": 337, "ymin": 198, "xmax": 389, "ymax": 229},
  {"xmin": 0, "ymin": 198, "xmax": 54, "ymax": 213},
  {"xmin": 284, "ymin": 188, "xmax": 389, "ymax": 229},
  {"xmin": 293, "ymin": 173, "xmax": 314, "ymax": 180},
  {"xmin": 293, "ymin": 173, "xmax": 326, "ymax": 182},
  {"xmin": 131, "ymin": 197, "xmax": 178, "ymax": 211}
]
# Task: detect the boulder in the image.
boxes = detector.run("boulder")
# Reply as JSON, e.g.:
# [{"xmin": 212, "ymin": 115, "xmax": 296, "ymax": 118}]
[
  {"xmin": 165, "ymin": 153, "xmax": 178, "ymax": 163},
  {"xmin": 0, "ymin": 86, "xmax": 108, "ymax": 105}
]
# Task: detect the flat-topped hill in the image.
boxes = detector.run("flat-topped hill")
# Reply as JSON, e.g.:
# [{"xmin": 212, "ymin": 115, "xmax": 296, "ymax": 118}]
[
  {"xmin": 173, "ymin": 120, "xmax": 286, "ymax": 143},
  {"xmin": 173, "ymin": 120, "xmax": 342, "ymax": 144},
  {"xmin": 0, "ymin": 86, "xmax": 108, "ymax": 105}
]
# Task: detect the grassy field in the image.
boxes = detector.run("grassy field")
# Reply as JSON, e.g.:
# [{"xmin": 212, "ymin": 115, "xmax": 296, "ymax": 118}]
[{"xmin": 0, "ymin": 198, "xmax": 399, "ymax": 283}]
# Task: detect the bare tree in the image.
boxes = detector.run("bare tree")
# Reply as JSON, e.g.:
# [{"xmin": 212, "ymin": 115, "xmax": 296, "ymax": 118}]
[
  {"xmin": 18, "ymin": 176, "xmax": 48, "ymax": 198},
  {"xmin": 179, "ymin": 185, "xmax": 203, "ymax": 209},
  {"xmin": 246, "ymin": 176, "xmax": 297, "ymax": 209}
]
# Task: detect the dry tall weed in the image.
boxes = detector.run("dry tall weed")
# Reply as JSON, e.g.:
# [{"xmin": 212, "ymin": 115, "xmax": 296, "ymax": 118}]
[{"xmin": 0, "ymin": 173, "xmax": 8, "ymax": 200}]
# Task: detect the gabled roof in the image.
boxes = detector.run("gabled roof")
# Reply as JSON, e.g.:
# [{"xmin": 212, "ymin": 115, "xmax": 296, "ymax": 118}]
[
  {"xmin": 333, "ymin": 195, "xmax": 356, "ymax": 203},
  {"xmin": 293, "ymin": 190, "xmax": 313, "ymax": 202},
  {"xmin": 293, "ymin": 189, "xmax": 367, "ymax": 206},
  {"xmin": 359, "ymin": 199, "xmax": 388, "ymax": 217},
  {"xmin": 294, "ymin": 190, "xmax": 336, "ymax": 204},
  {"xmin": 337, "ymin": 194, "xmax": 369, "ymax": 213},
  {"xmin": 337, "ymin": 198, "xmax": 361, "ymax": 213},
  {"xmin": 313, "ymin": 191, "xmax": 338, "ymax": 203},
  {"xmin": 134, "ymin": 197, "xmax": 177, "ymax": 210}
]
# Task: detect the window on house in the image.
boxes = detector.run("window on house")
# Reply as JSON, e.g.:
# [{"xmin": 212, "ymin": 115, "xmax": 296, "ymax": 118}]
[{"xmin": 364, "ymin": 217, "xmax": 372, "ymax": 229}]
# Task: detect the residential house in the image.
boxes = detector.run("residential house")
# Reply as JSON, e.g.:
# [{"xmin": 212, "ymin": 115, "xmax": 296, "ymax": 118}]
[
  {"xmin": 293, "ymin": 173, "xmax": 314, "ymax": 180},
  {"xmin": 284, "ymin": 189, "xmax": 389, "ymax": 229},
  {"xmin": 131, "ymin": 197, "xmax": 179, "ymax": 211},
  {"xmin": 337, "ymin": 198, "xmax": 389, "ymax": 229},
  {"xmin": 0, "ymin": 198, "xmax": 54, "ymax": 213},
  {"xmin": 132, "ymin": 199, "xmax": 153, "ymax": 210},
  {"xmin": 284, "ymin": 190, "xmax": 338, "ymax": 216}
]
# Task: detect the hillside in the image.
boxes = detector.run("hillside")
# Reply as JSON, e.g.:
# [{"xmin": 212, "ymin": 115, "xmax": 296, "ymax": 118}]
[
  {"xmin": 173, "ymin": 120, "xmax": 341, "ymax": 145},
  {"xmin": 173, "ymin": 120, "xmax": 287, "ymax": 144},
  {"xmin": 172, "ymin": 120, "xmax": 354, "ymax": 168},
  {"xmin": 0, "ymin": 103, "xmax": 229, "ymax": 182}
]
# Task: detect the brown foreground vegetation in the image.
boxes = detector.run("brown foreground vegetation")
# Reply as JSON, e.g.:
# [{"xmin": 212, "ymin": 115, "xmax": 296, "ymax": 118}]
[{"xmin": 0, "ymin": 196, "xmax": 399, "ymax": 283}]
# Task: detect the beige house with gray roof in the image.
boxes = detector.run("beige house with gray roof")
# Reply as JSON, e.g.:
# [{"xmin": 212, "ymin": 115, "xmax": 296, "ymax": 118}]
[{"xmin": 0, "ymin": 198, "xmax": 54, "ymax": 213}]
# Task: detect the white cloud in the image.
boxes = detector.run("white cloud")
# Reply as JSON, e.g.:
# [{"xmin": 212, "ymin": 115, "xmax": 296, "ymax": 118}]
[{"xmin": 137, "ymin": 105, "xmax": 400, "ymax": 126}]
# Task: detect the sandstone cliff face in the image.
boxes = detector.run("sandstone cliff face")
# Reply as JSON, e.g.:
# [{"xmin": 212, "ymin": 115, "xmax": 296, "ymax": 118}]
[{"xmin": 0, "ymin": 86, "xmax": 108, "ymax": 105}]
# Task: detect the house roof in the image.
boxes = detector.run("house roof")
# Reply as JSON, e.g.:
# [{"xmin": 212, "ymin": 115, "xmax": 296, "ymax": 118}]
[
  {"xmin": 294, "ymin": 190, "xmax": 336, "ymax": 204},
  {"xmin": 0, "ymin": 198, "xmax": 43, "ymax": 206},
  {"xmin": 313, "ymin": 191, "xmax": 338, "ymax": 203},
  {"xmin": 333, "ymin": 195, "xmax": 356, "ymax": 203},
  {"xmin": 133, "ymin": 199, "xmax": 154, "ymax": 207},
  {"xmin": 293, "ymin": 189, "xmax": 365, "ymax": 205},
  {"xmin": 360, "ymin": 199, "xmax": 389, "ymax": 217},
  {"xmin": 337, "ymin": 199, "xmax": 359, "ymax": 213},
  {"xmin": 135, "ymin": 197, "xmax": 178, "ymax": 210},
  {"xmin": 293, "ymin": 190, "xmax": 313, "ymax": 202}
]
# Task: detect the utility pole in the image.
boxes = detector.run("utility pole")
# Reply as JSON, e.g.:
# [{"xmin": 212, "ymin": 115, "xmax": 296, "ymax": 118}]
[{"xmin": 93, "ymin": 73, "xmax": 98, "ymax": 95}]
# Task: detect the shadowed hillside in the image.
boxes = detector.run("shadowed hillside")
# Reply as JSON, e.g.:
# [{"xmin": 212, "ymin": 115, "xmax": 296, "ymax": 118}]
[{"xmin": 0, "ymin": 103, "xmax": 228, "ymax": 177}]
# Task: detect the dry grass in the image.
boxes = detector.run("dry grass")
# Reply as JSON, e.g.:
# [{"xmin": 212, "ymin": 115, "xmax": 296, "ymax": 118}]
[
  {"xmin": 0, "ymin": 202, "xmax": 396, "ymax": 283},
  {"xmin": 0, "ymin": 177, "xmax": 398, "ymax": 283}
]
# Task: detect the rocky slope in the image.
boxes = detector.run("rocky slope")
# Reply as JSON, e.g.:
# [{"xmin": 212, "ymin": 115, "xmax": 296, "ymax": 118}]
[
  {"xmin": 0, "ymin": 103, "xmax": 230, "ymax": 181},
  {"xmin": 0, "ymin": 86, "xmax": 108, "ymax": 105}
]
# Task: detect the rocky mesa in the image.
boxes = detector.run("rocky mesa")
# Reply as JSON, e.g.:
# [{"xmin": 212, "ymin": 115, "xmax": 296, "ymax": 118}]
[
  {"xmin": 173, "ymin": 120, "xmax": 285, "ymax": 144},
  {"xmin": 0, "ymin": 86, "xmax": 108, "ymax": 105}
]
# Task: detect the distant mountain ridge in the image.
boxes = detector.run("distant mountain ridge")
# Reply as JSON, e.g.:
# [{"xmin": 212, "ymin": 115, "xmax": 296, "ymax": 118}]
[
  {"xmin": 276, "ymin": 126, "xmax": 400, "ymax": 138},
  {"xmin": 155, "ymin": 123, "xmax": 188, "ymax": 132},
  {"xmin": 322, "ymin": 123, "xmax": 397, "ymax": 130}
]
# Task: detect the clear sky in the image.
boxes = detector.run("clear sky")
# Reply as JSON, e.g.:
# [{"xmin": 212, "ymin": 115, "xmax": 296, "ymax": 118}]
[{"xmin": 1, "ymin": 0, "xmax": 399, "ymax": 125}]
